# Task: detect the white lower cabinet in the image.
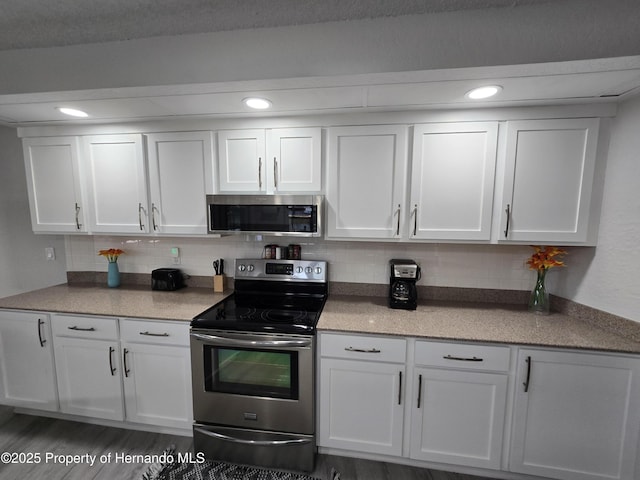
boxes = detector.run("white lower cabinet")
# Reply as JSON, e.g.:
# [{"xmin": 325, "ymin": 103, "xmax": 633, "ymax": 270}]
[
  {"xmin": 510, "ymin": 348, "xmax": 640, "ymax": 480},
  {"xmin": 0, "ymin": 310, "xmax": 58, "ymax": 411},
  {"xmin": 409, "ymin": 340, "xmax": 510, "ymax": 470},
  {"xmin": 121, "ymin": 319, "xmax": 192, "ymax": 429},
  {"xmin": 52, "ymin": 314, "xmax": 124, "ymax": 420},
  {"xmin": 49, "ymin": 313, "xmax": 193, "ymax": 431},
  {"xmin": 318, "ymin": 333, "xmax": 406, "ymax": 455}
]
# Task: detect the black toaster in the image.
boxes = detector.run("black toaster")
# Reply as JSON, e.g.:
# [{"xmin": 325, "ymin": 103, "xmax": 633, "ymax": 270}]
[{"xmin": 151, "ymin": 268, "xmax": 185, "ymax": 291}]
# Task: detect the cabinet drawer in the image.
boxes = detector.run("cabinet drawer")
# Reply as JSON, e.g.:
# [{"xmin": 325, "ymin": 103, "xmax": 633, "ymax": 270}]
[
  {"xmin": 120, "ymin": 318, "xmax": 189, "ymax": 346},
  {"xmin": 415, "ymin": 341, "xmax": 510, "ymax": 372},
  {"xmin": 52, "ymin": 314, "xmax": 118, "ymax": 340},
  {"xmin": 320, "ymin": 333, "xmax": 406, "ymax": 363}
]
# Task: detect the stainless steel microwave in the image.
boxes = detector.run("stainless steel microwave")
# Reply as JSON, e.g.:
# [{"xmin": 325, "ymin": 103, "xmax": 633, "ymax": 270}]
[{"xmin": 207, "ymin": 194, "xmax": 323, "ymax": 237}]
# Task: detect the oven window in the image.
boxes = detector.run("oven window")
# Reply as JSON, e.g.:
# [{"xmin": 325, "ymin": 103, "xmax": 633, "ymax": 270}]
[{"xmin": 204, "ymin": 346, "xmax": 299, "ymax": 399}]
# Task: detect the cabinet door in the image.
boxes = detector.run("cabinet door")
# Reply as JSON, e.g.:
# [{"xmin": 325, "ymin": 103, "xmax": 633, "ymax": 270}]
[
  {"xmin": 22, "ymin": 136, "xmax": 86, "ymax": 233},
  {"xmin": 510, "ymin": 349, "xmax": 640, "ymax": 480},
  {"xmin": 0, "ymin": 311, "xmax": 58, "ymax": 411},
  {"xmin": 83, "ymin": 134, "xmax": 149, "ymax": 233},
  {"xmin": 326, "ymin": 125, "xmax": 408, "ymax": 239},
  {"xmin": 122, "ymin": 342, "xmax": 192, "ymax": 429},
  {"xmin": 218, "ymin": 129, "xmax": 266, "ymax": 192},
  {"xmin": 410, "ymin": 123, "xmax": 498, "ymax": 241},
  {"xmin": 500, "ymin": 118, "xmax": 600, "ymax": 244},
  {"xmin": 410, "ymin": 367, "xmax": 507, "ymax": 469},
  {"xmin": 146, "ymin": 131, "xmax": 214, "ymax": 235},
  {"xmin": 319, "ymin": 358, "xmax": 405, "ymax": 456},
  {"xmin": 267, "ymin": 128, "xmax": 321, "ymax": 193},
  {"xmin": 53, "ymin": 336, "xmax": 124, "ymax": 420}
]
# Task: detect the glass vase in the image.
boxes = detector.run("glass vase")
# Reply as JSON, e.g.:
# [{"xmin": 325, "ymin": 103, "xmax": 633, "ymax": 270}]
[
  {"xmin": 528, "ymin": 268, "xmax": 549, "ymax": 315},
  {"xmin": 107, "ymin": 261, "xmax": 120, "ymax": 288}
]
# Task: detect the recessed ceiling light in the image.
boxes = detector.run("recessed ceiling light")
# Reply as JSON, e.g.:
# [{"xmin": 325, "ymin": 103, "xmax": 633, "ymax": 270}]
[
  {"xmin": 465, "ymin": 85, "xmax": 503, "ymax": 100},
  {"xmin": 243, "ymin": 97, "xmax": 272, "ymax": 110},
  {"xmin": 56, "ymin": 107, "xmax": 89, "ymax": 118}
]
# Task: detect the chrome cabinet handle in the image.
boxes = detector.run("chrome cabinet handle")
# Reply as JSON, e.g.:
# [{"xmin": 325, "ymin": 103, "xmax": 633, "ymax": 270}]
[
  {"xmin": 123, "ymin": 348, "xmax": 130, "ymax": 377},
  {"xmin": 68, "ymin": 326, "xmax": 96, "ymax": 332},
  {"xmin": 398, "ymin": 371, "xmax": 403, "ymax": 405},
  {"xmin": 504, "ymin": 204, "xmax": 511, "ymax": 238},
  {"xmin": 258, "ymin": 157, "xmax": 263, "ymax": 189},
  {"xmin": 523, "ymin": 356, "xmax": 532, "ymax": 392},
  {"xmin": 443, "ymin": 355, "xmax": 484, "ymax": 362},
  {"xmin": 273, "ymin": 157, "xmax": 278, "ymax": 190},
  {"xmin": 151, "ymin": 203, "xmax": 158, "ymax": 231},
  {"xmin": 417, "ymin": 374, "xmax": 423, "ymax": 408},
  {"xmin": 344, "ymin": 346, "xmax": 381, "ymax": 353},
  {"xmin": 108, "ymin": 347, "xmax": 116, "ymax": 376},
  {"xmin": 74, "ymin": 203, "xmax": 82, "ymax": 230},
  {"xmin": 396, "ymin": 204, "xmax": 401, "ymax": 236},
  {"xmin": 138, "ymin": 203, "xmax": 145, "ymax": 231},
  {"xmin": 140, "ymin": 331, "xmax": 169, "ymax": 337},
  {"xmin": 413, "ymin": 204, "xmax": 418, "ymax": 236},
  {"xmin": 37, "ymin": 319, "xmax": 46, "ymax": 347}
]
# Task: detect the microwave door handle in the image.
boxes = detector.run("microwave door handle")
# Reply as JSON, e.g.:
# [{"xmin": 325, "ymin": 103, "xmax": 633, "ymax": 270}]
[{"xmin": 191, "ymin": 332, "xmax": 312, "ymax": 348}]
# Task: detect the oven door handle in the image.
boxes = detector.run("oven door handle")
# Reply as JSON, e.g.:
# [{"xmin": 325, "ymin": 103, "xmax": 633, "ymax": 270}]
[
  {"xmin": 191, "ymin": 332, "xmax": 312, "ymax": 348},
  {"xmin": 195, "ymin": 427, "xmax": 312, "ymax": 446}
]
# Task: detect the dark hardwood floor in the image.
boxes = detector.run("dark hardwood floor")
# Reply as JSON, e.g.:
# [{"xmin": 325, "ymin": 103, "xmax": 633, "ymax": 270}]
[{"xmin": 0, "ymin": 406, "xmax": 497, "ymax": 480}]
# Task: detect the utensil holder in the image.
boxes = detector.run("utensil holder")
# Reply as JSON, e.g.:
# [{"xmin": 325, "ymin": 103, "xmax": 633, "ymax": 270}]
[{"xmin": 213, "ymin": 274, "xmax": 225, "ymax": 292}]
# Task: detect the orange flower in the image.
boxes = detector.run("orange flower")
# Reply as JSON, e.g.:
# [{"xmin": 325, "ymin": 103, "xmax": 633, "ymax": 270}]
[
  {"xmin": 526, "ymin": 246, "xmax": 567, "ymax": 272},
  {"xmin": 98, "ymin": 248, "xmax": 125, "ymax": 263}
]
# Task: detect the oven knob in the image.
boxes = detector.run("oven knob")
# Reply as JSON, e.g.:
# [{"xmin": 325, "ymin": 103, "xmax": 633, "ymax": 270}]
[
  {"xmin": 305, "ymin": 266, "xmax": 313, "ymax": 274},
  {"xmin": 247, "ymin": 264, "xmax": 255, "ymax": 272},
  {"xmin": 238, "ymin": 264, "xmax": 246, "ymax": 272},
  {"xmin": 315, "ymin": 266, "xmax": 323, "ymax": 274},
  {"xmin": 296, "ymin": 266, "xmax": 304, "ymax": 274}
]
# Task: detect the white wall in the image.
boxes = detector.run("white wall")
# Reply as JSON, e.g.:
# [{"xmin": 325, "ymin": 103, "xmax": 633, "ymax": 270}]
[
  {"xmin": 66, "ymin": 234, "xmax": 535, "ymax": 292},
  {"xmin": 0, "ymin": 126, "xmax": 67, "ymax": 297},
  {"xmin": 556, "ymin": 95, "xmax": 640, "ymax": 322},
  {"xmin": 1, "ymin": 0, "xmax": 640, "ymax": 95}
]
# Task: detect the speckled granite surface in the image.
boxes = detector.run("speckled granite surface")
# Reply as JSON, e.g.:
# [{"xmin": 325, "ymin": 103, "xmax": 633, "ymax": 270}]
[
  {"xmin": 318, "ymin": 295, "xmax": 640, "ymax": 354},
  {"xmin": 2, "ymin": 281, "xmax": 639, "ymax": 354},
  {"xmin": 0, "ymin": 283, "xmax": 230, "ymax": 322}
]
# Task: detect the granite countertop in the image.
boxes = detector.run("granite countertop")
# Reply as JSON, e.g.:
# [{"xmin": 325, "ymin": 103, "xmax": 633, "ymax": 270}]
[
  {"xmin": 0, "ymin": 283, "xmax": 230, "ymax": 322},
  {"xmin": 2, "ymin": 284, "xmax": 640, "ymax": 354},
  {"xmin": 318, "ymin": 295, "xmax": 640, "ymax": 354}
]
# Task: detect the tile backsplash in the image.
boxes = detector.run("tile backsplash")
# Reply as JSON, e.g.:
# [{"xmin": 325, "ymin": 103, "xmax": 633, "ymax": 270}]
[{"xmin": 65, "ymin": 235, "xmax": 537, "ymax": 291}]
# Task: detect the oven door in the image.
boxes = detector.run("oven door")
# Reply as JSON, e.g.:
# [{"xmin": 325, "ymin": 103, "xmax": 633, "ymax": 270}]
[{"xmin": 190, "ymin": 329, "xmax": 315, "ymax": 434}]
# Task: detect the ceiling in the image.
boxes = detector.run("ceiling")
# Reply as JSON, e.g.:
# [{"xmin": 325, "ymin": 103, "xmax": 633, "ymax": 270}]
[{"xmin": 1, "ymin": 0, "xmax": 639, "ymax": 127}]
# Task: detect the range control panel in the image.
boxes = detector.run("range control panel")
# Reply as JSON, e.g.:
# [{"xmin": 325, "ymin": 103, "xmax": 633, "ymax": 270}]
[{"xmin": 235, "ymin": 259, "xmax": 327, "ymax": 283}]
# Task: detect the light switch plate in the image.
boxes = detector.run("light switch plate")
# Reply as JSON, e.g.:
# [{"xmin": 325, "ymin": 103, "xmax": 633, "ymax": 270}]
[{"xmin": 45, "ymin": 247, "xmax": 55, "ymax": 261}]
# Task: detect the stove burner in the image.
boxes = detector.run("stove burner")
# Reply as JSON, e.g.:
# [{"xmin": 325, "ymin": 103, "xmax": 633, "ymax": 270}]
[
  {"xmin": 261, "ymin": 309, "xmax": 307, "ymax": 323},
  {"xmin": 236, "ymin": 306, "xmax": 257, "ymax": 321}
]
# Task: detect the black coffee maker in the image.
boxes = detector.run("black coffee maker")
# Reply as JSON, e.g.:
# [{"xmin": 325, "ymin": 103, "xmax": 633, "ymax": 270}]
[{"xmin": 389, "ymin": 259, "xmax": 421, "ymax": 310}]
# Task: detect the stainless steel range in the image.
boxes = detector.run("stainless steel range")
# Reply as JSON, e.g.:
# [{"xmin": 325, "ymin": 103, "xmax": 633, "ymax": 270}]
[{"xmin": 190, "ymin": 258, "xmax": 328, "ymax": 472}]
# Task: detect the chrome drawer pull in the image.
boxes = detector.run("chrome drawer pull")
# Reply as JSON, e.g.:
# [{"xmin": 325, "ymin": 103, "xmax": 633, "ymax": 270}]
[
  {"xmin": 68, "ymin": 326, "xmax": 96, "ymax": 332},
  {"xmin": 443, "ymin": 355, "xmax": 484, "ymax": 362},
  {"xmin": 140, "ymin": 331, "xmax": 170, "ymax": 337},
  {"xmin": 345, "ymin": 347, "xmax": 381, "ymax": 353}
]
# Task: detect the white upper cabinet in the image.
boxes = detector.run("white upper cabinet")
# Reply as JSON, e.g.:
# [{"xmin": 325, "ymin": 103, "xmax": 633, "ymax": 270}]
[
  {"xmin": 326, "ymin": 125, "xmax": 409, "ymax": 239},
  {"xmin": 146, "ymin": 131, "xmax": 214, "ymax": 235},
  {"xmin": 218, "ymin": 128, "xmax": 321, "ymax": 193},
  {"xmin": 267, "ymin": 128, "xmax": 321, "ymax": 193},
  {"xmin": 218, "ymin": 129, "xmax": 266, "ymax": 192},
  {"xmin": 23, "ymin": 136, "xmax": 87, "ymax": 233},
  {"xmin": 499, "ymin": 118, "xmax": 600, "ymax": 244},
  {"xmin": 410, "ymin": 122, "xmax": 498, "ymax": 241},
  {"xmin": 83, "ymin": 134, "xmax": 149, "ymax": 233}
]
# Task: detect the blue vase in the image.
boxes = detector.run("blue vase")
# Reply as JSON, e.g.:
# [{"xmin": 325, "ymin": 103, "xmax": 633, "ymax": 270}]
[{"xmin": 107, "ymin": 261, "xmax": 120, "ymax": 288}]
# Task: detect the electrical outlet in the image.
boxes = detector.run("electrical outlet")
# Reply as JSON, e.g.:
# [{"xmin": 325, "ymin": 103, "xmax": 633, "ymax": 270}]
[
  {"xmin": 45, "ymin": 247, "xmax": 55, "ymax": 261},
  {"xmin": 171, "ymin": 247, "xmax": 181, "ymax": 265}
]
